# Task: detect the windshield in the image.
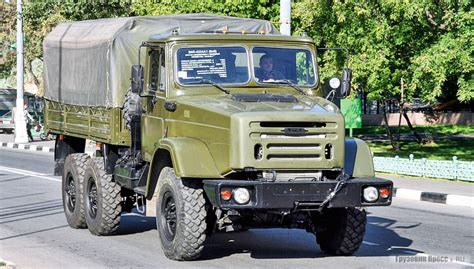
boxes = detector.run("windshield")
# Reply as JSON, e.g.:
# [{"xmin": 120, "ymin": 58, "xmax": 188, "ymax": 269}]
[
  {"xmin": 176, "ymin": 46, "xmax": 249, "ymax": 85},
  {"xmin": 253, "ymin": 47, "xmax": 316, "ymax": 86}
]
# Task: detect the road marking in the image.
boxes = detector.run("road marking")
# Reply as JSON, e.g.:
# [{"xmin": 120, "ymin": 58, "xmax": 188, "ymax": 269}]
[
  {"xmin": 362, "ymin": 240, "xmax": 379, "ymax": 246},
  {"xmin": 0, "ymin": 165, "xmax": 60, "ymax": 182},
  {"xmin": 402, "ymin": 250, "xmax": 474, "ymax": 267}
]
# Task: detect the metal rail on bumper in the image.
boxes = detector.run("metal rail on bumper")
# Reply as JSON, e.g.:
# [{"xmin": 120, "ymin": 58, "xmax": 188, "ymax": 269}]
[{"xmin": 203, "ymin": 177, "xmax": 393, "ymax": 209}]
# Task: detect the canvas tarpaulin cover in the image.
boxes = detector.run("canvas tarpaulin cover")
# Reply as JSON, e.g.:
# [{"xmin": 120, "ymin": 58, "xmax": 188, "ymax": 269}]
[{"xmin": 43, "ymin": 14, "xmax": 279, "ymax": 107}]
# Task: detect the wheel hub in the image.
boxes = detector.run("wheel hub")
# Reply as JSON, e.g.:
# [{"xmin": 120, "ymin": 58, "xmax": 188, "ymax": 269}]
[
  {"xmin": 87, "ymin": 179, "xmax": 98, "ymax": 219},
  {"xmin": 65, "ymin": 174, "xmax": 76, "ymax": 212},
  {"xmin": 161, "ymin": 191, "xmax": 177, "ymax": 241}
]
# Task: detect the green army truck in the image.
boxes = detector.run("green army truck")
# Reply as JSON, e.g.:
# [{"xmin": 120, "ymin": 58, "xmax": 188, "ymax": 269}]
[{"xmin": 43, "ymin": 14, "xmax": 392, "ymax": 261}]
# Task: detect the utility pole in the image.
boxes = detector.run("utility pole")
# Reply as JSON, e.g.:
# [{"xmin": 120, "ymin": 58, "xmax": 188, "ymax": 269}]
[
  {"xmin": 280, "ymin": 0, "xmax": 291, "ymax": 35},
  {"xmin": 15, "ymin": 0, "xmax": 28, "ymax": 143}
]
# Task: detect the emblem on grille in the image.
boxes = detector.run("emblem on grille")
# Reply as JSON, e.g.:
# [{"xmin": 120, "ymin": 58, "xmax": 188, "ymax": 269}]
[{"xmin": 282, "ymin": 127, "xmax": 308, "ymax": 136}]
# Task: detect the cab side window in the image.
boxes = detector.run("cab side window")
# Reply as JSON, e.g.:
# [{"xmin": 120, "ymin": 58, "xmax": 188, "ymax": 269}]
[{"xmin": 149, "ymin": 48, "xmax": 165, "ymax": 93}]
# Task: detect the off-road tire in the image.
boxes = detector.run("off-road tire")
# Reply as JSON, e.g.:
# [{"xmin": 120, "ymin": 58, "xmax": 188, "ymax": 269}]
[
  {"xmin": 83, "ymin": 157, "xmax": 122, "ymax": 235},
  {"xmin": 62, "ymin": 153, "xmax": 90, "ymax": 229},
  {"xmin": 315, "ymin": 207, "xmax": 366, "ymax": 255},
  {"xmin": 156, "ymin": 167, "xmax": 207, "ymax": 261},
  {"xmin": 122, "ymin": 89, "xmax": 140, "ymax": 131}
]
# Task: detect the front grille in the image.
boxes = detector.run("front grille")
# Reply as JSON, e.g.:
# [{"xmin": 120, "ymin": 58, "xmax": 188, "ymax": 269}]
[
  {"xmin": 259, "ymin": 122, "xmax": 327, "ymax": 128},
  {"xmin": 249, "ymin": 121, "xmax": 338, "ymax": 162}
]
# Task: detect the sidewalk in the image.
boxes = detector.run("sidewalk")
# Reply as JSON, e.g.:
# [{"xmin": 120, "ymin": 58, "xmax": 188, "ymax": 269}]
[
  {"xmin": 378, "ymin": 173, "xmax": 474, "ymax": 207},
  {"xmin": 380, "ymin": 174, "xmax": 474, "ymax": 196},
  {"xmin": 0, "ymin": 133, "xmax": 55, "ymax": 152}
]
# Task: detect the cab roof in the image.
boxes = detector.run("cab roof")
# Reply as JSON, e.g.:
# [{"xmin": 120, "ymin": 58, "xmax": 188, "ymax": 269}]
[{"xmin": 148, "ymin": 33, "xmax": 314, "ymax": 44}]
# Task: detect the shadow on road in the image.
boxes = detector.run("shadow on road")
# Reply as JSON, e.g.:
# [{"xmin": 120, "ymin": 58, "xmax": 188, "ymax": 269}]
[
  {"xmin": 199, "ymin": 214, "xmax": 421, "ymax": 260},
  {"xmin": 0, "ymin": 199, "xmax": 64, "ymax": 225},
  {"xmin": 117, "ymin": 213, "xmax": 156, "ymax": 235}
]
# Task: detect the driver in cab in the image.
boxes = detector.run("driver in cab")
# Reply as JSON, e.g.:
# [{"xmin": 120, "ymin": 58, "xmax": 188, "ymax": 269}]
[{"xmin": 255, "ymin": 54, "xmax": 285, "ymax": 81}]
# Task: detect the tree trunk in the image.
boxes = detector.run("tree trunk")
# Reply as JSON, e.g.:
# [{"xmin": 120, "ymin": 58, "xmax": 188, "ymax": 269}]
[
  {"xmin": 382, "ymin": 103, "xmax": 398, "ymax": 151},
  {"xmin": 26, "ymin": 60, "xmax": 42, "ymax": 96},
  {"xmin": 402, "ymin": 110, "xmax": 423, "ymax": 144}
]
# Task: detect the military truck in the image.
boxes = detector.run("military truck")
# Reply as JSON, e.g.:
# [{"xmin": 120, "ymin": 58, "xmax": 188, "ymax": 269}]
[{"xmin": 43, "ymin": 14, "xmax": 392, "ymax": 261}]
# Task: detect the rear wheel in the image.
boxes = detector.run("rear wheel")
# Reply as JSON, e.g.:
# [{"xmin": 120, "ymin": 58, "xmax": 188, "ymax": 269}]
[
  {"xmin": 315, "ymin": 207, "xmax": 366, "ymax": 255},
  {"xmin": 156, "ymin": 167, "xmax": 207, "ymax": 261},
  {"xmin": 62, "ymin": 153, "xmax": 90, "ymax": 229},
  {"xmin": 83, "ymin": 157, "xmax": 122, "ymax": 235}
]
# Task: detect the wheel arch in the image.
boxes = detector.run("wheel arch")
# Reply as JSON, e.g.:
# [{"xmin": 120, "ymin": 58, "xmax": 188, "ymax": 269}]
[
  {"xmin": 145, "ymin": 137, "xmax": 221, "ymax": 199},
  {"xmin": 344, "ymin": 138, "xmax": 375, "ymax": 178}
]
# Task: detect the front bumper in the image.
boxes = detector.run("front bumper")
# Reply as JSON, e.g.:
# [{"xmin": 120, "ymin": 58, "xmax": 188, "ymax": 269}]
[{"xmin": 203, "ymin": 177, "xmax": 393, "ymax": 209}]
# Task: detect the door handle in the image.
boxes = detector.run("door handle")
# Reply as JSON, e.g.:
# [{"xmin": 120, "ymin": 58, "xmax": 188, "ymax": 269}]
[{"xmin": 164, "ymin": 101, "xmax": 177, "ymax": 112}]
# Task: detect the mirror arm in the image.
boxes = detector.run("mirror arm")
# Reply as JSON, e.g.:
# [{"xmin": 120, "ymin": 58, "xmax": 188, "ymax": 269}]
[{"xmin": 325, "ymin": 89, "xmax": 336, "ymax": 101}]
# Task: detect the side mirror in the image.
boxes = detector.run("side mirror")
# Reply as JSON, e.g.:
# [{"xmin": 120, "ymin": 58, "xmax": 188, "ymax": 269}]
[
  {"xmin": 131, "ymin": 65, "xmax": 144, "ymax": 94},
  {"xmin": 340, "ymin": 68, "xmax": 352, "ymax": 97}
]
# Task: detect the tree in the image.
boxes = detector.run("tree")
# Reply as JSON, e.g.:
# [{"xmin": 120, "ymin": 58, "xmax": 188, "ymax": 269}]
[
  {"xmin": 0, "ymin": 2, "xmax": 18, "ymax": 85},
  {"xmin": 293, "ymin": 0, "xmax": 473, "ymax": 103}
]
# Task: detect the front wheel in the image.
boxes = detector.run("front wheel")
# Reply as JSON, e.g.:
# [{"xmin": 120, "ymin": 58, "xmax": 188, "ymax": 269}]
[
  {"xmin": 156, "ymin": 167, "xmax": 207, "ymax": 261},
  {"xmin": 315, "ymin": 207, "xmax": 366, "ymax": 255}
]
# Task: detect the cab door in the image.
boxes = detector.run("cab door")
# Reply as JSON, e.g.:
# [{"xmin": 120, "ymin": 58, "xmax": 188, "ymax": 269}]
[{"xmin": 142, "ymin": 46, "xmax": 167, "ymax": 162}]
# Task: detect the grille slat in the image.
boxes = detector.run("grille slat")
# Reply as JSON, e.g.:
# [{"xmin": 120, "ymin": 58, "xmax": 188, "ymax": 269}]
[{"xmin": 250, "ymin": 121, "xmax": 333, "ymax": 162}]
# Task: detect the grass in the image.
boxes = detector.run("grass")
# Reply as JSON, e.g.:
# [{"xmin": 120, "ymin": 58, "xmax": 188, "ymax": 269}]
[
  {"xmin": 345, "ymin": 124, "xmax": 474, "ymax": 161},
  {"xmin": 349, "ymin": 124, "xmax": 474, "ymax": 136},
  {"xmin": 367, "ymin": 139, "xmax": 474, "ymax": 161}
]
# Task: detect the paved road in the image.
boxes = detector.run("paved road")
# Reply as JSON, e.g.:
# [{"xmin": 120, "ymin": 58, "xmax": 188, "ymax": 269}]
[{"xmin": 0, "ymin": 148, "xmax": 473, "ymax": 269}]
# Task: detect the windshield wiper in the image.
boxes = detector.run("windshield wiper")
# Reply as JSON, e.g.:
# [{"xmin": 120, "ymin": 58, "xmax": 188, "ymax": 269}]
[
  {"xmin": 185, "ymin": 79, "xmax": 230, "ymax": 94},
  {"xmin": 261, "ymin": 79, "xmax": 307, "ymax": 95}
]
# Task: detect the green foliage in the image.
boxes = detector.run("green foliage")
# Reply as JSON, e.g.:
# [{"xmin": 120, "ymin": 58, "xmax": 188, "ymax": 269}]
[
  {"xmin": 0, "ymin": 2, "xmax": 17, "ymax": 80},
  {"xmin": 131, "ymin": 0, "xmax": 280, "ymax": 23},
  {"xmin": 293, "ymin": 0, "xmax": 473, "ymax": 103}
]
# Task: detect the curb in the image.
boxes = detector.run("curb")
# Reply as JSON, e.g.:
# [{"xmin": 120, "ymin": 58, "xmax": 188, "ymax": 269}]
[
  {"xmin": 0, "ymin": 142, "xmax": 54, "ymax": 153},
  {"xmin": 393, "ymin": 187, "xmax": 474, "ymax": 208}
]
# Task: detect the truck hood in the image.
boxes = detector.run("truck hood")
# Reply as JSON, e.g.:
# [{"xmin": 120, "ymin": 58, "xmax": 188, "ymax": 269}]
[
  {"xmin": 175, "ymin": 93, "xmax": 338, "ymax": 116},
  {"xmin": 167, "ymin": 93, "xmax": 345, "ymax": 175}
]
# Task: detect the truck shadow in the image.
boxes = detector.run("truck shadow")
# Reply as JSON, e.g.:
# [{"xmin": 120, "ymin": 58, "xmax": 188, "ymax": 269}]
[
  {"xmin": 199, "ymin": 213, "xmax": 420, "ymax": 260},
  {"xmin": 116, "ymin": 212, "xmax": 156, "ymax": 235}
]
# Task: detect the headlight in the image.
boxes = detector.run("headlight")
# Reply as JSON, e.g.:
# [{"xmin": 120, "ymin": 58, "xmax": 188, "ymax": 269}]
[
  {"xmin": 363, "ymin": 186, "xmax": 379, "ymax": 202},
  {"xmin": 233, "ymin": 188, "xmax": 250, "ymax": 204}
]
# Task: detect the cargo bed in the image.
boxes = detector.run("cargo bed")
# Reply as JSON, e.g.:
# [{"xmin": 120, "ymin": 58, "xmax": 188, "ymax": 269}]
[{"xmin": 44, "ymin": 100, "xmax": 131, "ymax": 146}]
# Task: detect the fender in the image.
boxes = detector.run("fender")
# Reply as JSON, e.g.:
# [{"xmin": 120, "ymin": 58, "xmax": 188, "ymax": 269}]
[
  {"xmin": 158, "ymin": 137, "xmax": 221, "ymax": 178},
  {"xmin": 344, "ymin": 138, "xmax": 375, "ymax": 178}
]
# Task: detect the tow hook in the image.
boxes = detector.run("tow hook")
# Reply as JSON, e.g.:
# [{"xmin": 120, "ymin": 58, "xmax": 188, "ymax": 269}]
[{"xmin": 316, "ymin": 172, "xmax": 351, "ymax": 212}]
